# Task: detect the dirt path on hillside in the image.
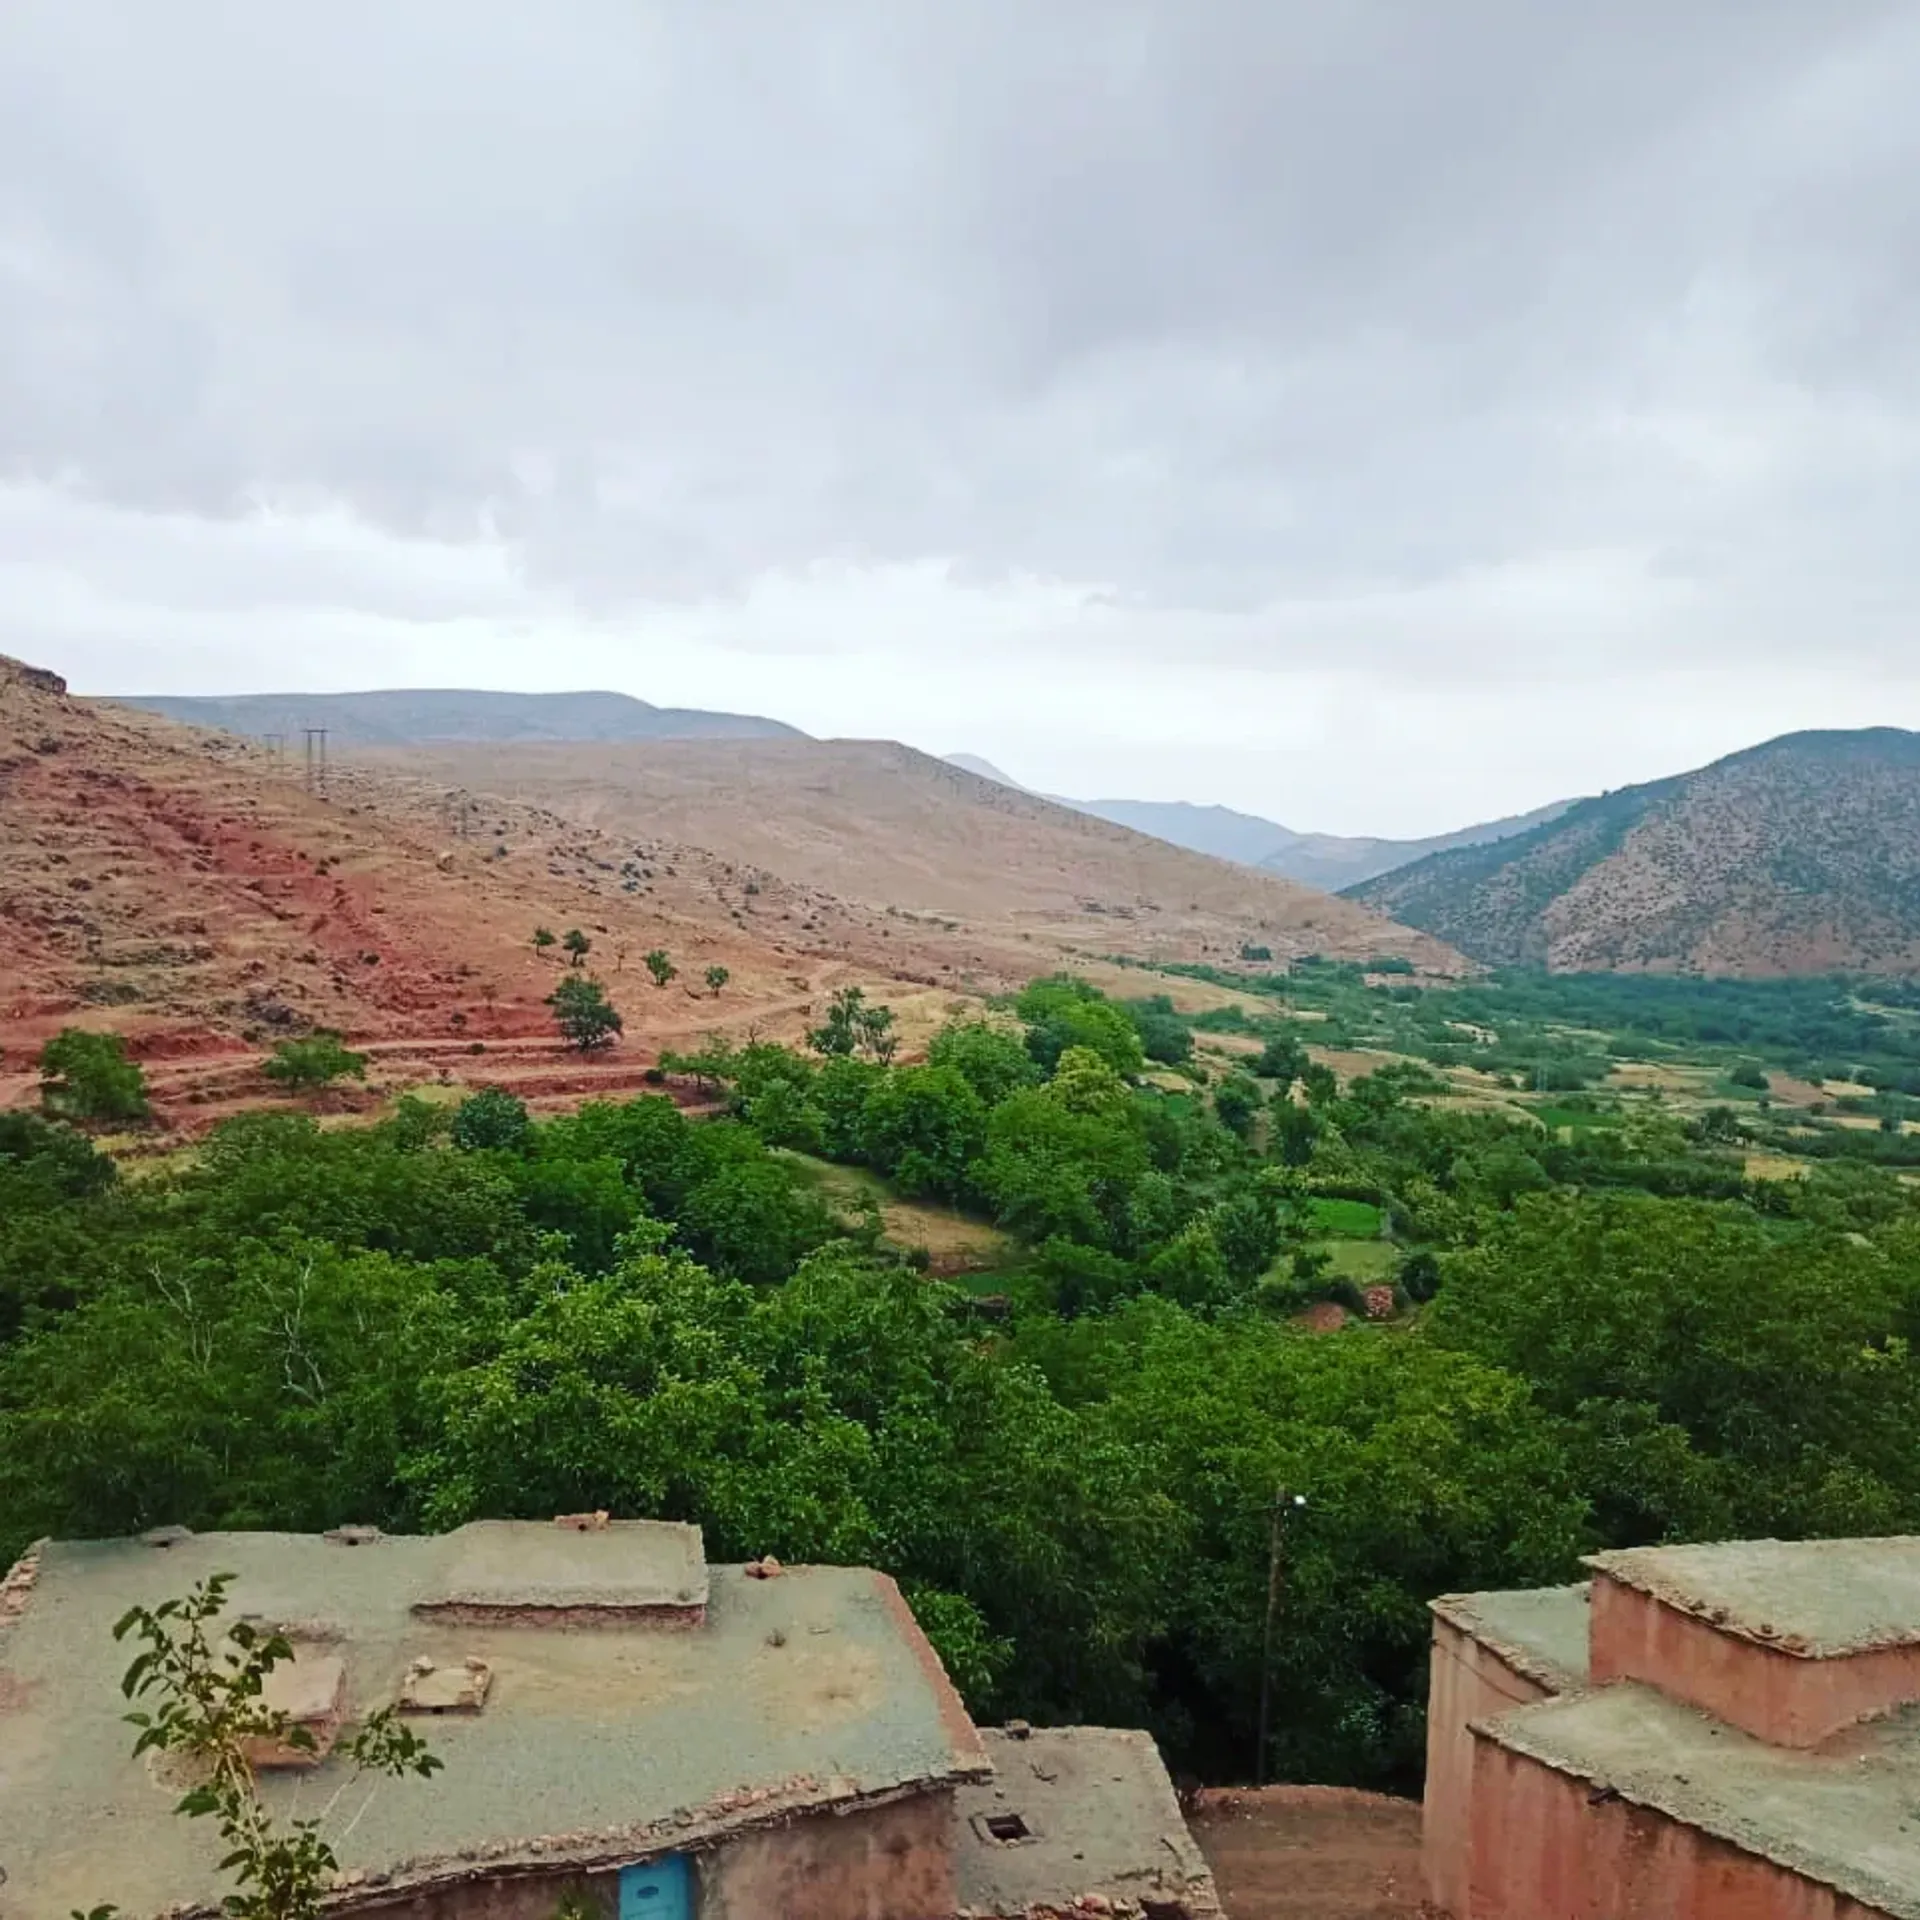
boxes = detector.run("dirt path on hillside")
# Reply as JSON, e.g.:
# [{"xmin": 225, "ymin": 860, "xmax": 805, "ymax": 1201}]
[{"xmin": 1189, "ymin": 1787, "xmax": 1428, "ymax": 1920}]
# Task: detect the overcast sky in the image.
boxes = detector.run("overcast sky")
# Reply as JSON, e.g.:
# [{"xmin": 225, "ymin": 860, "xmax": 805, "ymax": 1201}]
[{"xmin": 5, "ymin": 3, "xmax": 1919, "ymax": 835}]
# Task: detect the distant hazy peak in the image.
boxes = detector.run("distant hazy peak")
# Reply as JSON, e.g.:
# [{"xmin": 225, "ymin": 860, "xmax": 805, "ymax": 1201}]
[{"xmin": 942, "ymin": 752, "xmax": 1027, "ymax": 788}]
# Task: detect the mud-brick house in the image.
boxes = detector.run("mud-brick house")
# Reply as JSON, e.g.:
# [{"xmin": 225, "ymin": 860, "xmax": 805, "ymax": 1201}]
[
  {"xmin": 1425, "ymin": 1534, "xmax": 1920, "ymax": 1919},
  {"xmin": 0, "ymin": 1520, "xmax": 1217, "ymax": 1920}
]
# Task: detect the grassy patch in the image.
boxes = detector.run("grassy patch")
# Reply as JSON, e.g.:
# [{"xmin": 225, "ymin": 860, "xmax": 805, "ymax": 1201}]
[
  {"xmin": 777, "ymin": 1151, "xmax": 1016, "ymax": 1272},
  {"xmin": 1306, "ymin": 1197, "xmax": 1384, "ymax": 1238},
  {"xmin": 1316, "ymin": 1240, "xmax": 1399, "ymax": 1281},
  {"xmin": 1528, "ymin": 1103, "xmax": 1626, "ymax": 1131}
]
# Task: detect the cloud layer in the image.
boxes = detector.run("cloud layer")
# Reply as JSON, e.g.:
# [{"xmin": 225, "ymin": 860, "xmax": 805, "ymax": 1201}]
[{"xmin": 4, "ymin": 2, "xmax": 1918, "ymax": 832}]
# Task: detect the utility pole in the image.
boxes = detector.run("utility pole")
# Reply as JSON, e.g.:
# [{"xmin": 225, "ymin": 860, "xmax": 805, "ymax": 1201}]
[
  {"xmin": 1255, "ymin": 1487, "xmax": 1308, "ymax": 1786},
  {"xmin": 302, "ymin": 727, "xmax": 329, "ymax": 795}
]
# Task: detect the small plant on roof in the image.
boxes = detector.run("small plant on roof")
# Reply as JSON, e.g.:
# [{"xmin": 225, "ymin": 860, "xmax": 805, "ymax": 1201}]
[{"xmin": 71, "ymin": 1572, "xmax": 441, "ymax": 1920}]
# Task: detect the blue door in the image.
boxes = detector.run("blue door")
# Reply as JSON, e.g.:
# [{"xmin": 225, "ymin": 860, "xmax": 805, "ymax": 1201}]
[{"xmin": 618, "ymin": 1854, "xmax": 693, "ymax": 1920}]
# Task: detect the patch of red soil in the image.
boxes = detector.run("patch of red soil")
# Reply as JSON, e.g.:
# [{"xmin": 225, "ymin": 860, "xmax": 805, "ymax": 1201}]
[{"xmin": 1189, "ymin": 1786, "xmax": 1429, "ymax": 1920}]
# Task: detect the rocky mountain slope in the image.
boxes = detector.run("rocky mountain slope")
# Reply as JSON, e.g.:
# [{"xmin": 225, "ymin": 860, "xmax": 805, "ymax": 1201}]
[
  {"xmin": 1347, "ymin": 729, "xmax": 1920, "ymax": 976},
  {"xmin": 116, "ymin": 687, "xmax": 803, "ymax": 745}
]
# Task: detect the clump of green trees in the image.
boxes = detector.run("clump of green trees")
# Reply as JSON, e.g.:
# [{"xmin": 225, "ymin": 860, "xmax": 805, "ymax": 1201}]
[{"xmin": 7, "ymin": 971, "xmax": 1920, "ymax": 1792}]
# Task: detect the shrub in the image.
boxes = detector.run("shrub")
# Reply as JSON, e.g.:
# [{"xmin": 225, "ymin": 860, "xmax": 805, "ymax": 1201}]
[
  {"xmin": 263, "ymin": 1031, "xmax": 368, "ymax": 1091},
  {"xmin": 450, "ymin": 1088, "xmax": 533, "ymax": 1153},
  {"xmin": 38, "ymin": 1029, "xmax": 149, "ymax": 1123}
]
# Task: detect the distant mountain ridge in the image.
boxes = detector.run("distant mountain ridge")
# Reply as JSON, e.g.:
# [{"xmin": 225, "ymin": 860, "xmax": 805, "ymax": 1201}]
[
  {"xmin": 943, "ymin": 754, "xmax": 1573, "ymax": 889},
  {"xmin": 113, "ymin": 687, "xmax": 804, "ymax": 746},
  {"xmin": 1347, "ymin": 727, "xmax": 1920, "ymax": 977}
]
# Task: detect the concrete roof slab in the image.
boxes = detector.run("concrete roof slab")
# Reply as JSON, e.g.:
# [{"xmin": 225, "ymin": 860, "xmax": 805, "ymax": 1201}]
[
  {"xmin": 423, "ymin": 1518, "xmax": 709, "ymax": 1613},
  {"xmin": 1585, "ymin": 1535, "xmax": 1920, "ymax": 1657}
]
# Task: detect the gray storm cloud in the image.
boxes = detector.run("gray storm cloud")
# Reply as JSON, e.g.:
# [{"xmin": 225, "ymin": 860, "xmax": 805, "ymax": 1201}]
[{"xmin": 1, "ymin": 0, "xmax": 1918, "ymax": 780}]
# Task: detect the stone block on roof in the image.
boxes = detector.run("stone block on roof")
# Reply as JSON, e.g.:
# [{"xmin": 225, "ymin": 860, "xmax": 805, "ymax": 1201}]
[{"xmin": 416, "ymin": 1518, "xmax": 709, "ymax": 1619}]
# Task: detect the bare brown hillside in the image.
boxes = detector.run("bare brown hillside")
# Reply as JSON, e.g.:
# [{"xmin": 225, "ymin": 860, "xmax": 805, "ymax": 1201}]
[
  {"xmin": 0, "ymin": 661, "xmax": 990, "ymax": 1122},
  {"xmin": 354, "ymin": 737, "xmax": 1462, "ymax": 972},
  {"xmin": 1, "ymin": 661, "xmax": 1456, "ymax": 1127},
  {"xmin": 1351, "ymin": 728, "xmax": 1920, "ymax": 976}
]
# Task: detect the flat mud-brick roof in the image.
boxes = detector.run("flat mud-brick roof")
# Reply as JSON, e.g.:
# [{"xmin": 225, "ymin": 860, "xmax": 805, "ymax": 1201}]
[
  {"xmin": 0, "ymin": 1524, "xmax": 988, "ymax": 1917},
  {"xmin": 955, "ymin": 1726, "xmax": 1222, "ymax": 1918},
  {"xmin": 1586, "ymin": 1535, "xmax": 1920, "ymax": 1657},
  {"xmin": 1483, "ymin": 1681, "xmax": 1920, "ymax": 1920},
  {"xmin": 1431, "ymin": 1583, "xmax": 1591, "ymax": 1691}
]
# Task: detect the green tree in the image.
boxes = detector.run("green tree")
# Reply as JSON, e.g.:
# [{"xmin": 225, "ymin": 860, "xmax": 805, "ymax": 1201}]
[
  {"xmin": 1254, "ymin": 1032, "xmax": 1310, "ymax": 1089},
  {"xmin": 531, "ymin": 926, "xmax": 557, "ymax": 956},
  {"xmin": 562, "ymin": 929, "xmax": 592, "ymax": 969},
  {"xmin": 926, "ymin": 1021, "xmax": 1040, "ymax": 1106},
  {"xmin": 450, "ymin": 1088, "xmax": 533, "ymax": 1153},
  {"xmin": 644, "ymin": 949, "xmax": 677, "ymax": 989},
  {"xmin": 262, "ymin": 1032, "xmax": 368, "ymax": 1092},
  {"xmin": 38, "ymin": 1029, "xmax": 149, "ymax": 1124},
  {"xmin": 809, "ymin": 986, "xmax": 898, "ymax": 1062},
  {"xmin": 77, "ymin": 1573, "xmax": 440, "ymax": 1920},
  {"xmin": 1213, "ymin": 1073, "xmax": 1262, "ymax": 1139},
  {"xmin": 547, "ymin": 975, "xmax": 624, "ymax": 1052},
  {"xmin": 1016, "ymin": 977, "xmax": 1146, "ymax": 1079},
  {"xmin": 1428, "ymin": 1192, "xmax": 1920, "ymax": 1542},
  {"xmin": 858, "ymin": 1066, "xmax": 989, "ymax": 1201},
  {"xmin": 704, "ymin": 964, "xmax": 730, "ymax": 998}
]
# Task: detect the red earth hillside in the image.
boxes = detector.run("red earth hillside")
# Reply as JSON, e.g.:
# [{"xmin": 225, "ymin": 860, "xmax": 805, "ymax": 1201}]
[{"xmin": 0, "ymin": 656, "xmax": 1019, "ymax": 1127}]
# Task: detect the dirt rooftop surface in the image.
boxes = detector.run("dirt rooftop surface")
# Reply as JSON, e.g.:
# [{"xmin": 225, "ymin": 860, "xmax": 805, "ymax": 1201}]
[
  {"xmin": 955, "ymin": 1726, "xmax": 1221, "ymax": 1917},
  {"xmin": 1187, "ymin": 1786, "xmax": 1425, "ymax": 1920},
  {"xmin": 1431, "ymin": 1582, "xmax": 1592, "ymax": 1689},
  {"xmin": 1586, "ymin": 1534, "xmax": 1920, "ymax": 1656},
  {"xmin": 0, "ymin": 1524, "xmax": 987, "ymax": 1917},
  {"xmin": 1488, "ymin": 1681, "xmax": 1920, "ymax": 1919}
]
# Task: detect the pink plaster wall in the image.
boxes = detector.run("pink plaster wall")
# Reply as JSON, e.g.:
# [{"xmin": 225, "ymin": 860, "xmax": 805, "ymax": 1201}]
[
  {"xmin": 701, "ymin": 1791, "xmax": 955, "ymax": 1920},
  {"xmin": 1464, "ymin": 1737, "xmax": 1893, "ymax": 1920},
  {"xmin": 355, "ymin": 1794, "xmax": 955, "ymax": 1920},
  {"xmin": 1422, "ymin": 1617, "xmax": 1552, "ymax": 1920},
  {"xmin": 1590, "ymin": 1573, "xmax": 1920, "ymax": 1748}
]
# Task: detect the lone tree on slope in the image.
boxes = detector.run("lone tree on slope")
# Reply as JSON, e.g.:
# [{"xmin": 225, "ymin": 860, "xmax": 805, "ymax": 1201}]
[
  {"xmin": 547, "ymin": 975, "xmax": 624, "ymax": 1052},
  {"xmin": 645, "ymin": 949, "xmax": 677, "ymax": 988}
]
